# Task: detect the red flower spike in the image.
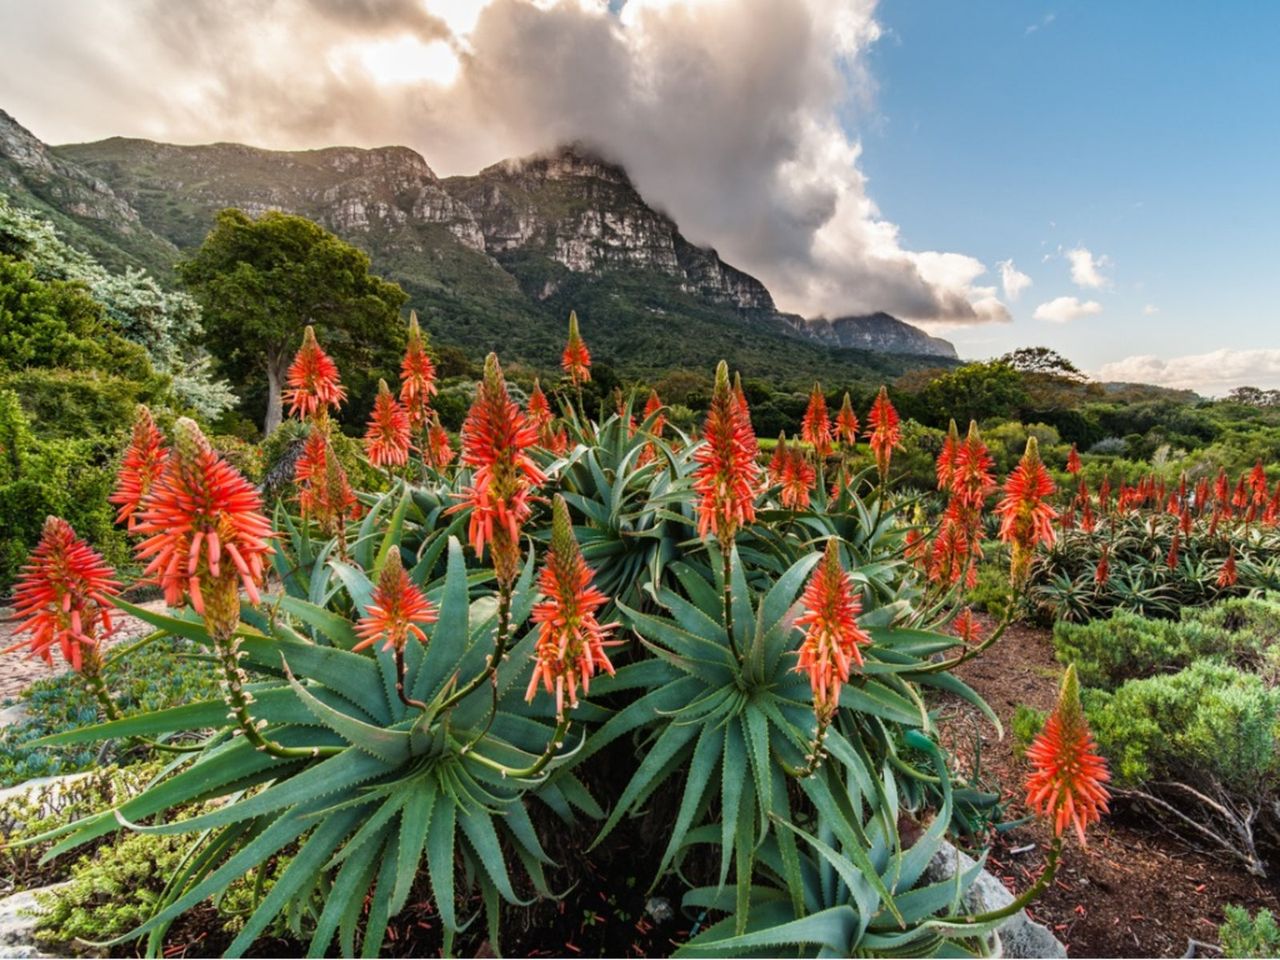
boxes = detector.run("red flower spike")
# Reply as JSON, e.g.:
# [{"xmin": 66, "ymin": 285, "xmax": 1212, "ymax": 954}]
[
  {"xmin": 1066, "ymin": 444, "xmax": 1082, "ymax": 475},
  {"xmin": 1217, "ymin": 551, "xmax": 1238, "ymax": 588},
  {"xmin": 284, "ymin": 326, "xmax": 346, "ymax": 421},
  {"xmin": 526, "ymin": 497, "xmax": 618, "ymax": 716},
  {"xmin": 354, "ymin": 551, "xmax": 437, "ymax": 653},
  {"xmin": 835, "ymin": 392, "xmax": 859, "ymax": 447},
  {"xmin": 455, "ymin": 354, "xmax": 546, "ymax": 586},
  {"xmin": 1166, "ymin": 533, "xmax": 1180, "ymax": 569},
  {"xmin": 1025, "ymin": 665, "xmax": 1110, "ymax": 846},
  {"xmin": 865, "ymin": 386, "xmax": 902, "ymax": 483},
  {"xmin": 426, "ymin": 413, "xmax": 456, "ymax": 470},
  {"xmin": 995, "ymin": 436, "xmax": 1057, "ymax": 587},
  {"xmin": 1249, "ymin": 460, "xmax": 1269, "ymax": 506},
  {"xmin": 779, "ymin": 440, "xmax": 816, "ymax": 510},
  {"xmin": 731, "ymin": 373, "xmax": 760, "ymax": 460},
  {"xmin": 794, "ymin": 539, "xmax": 871, "ymax": 716},
  {"xmin": 638, "ymin": 389, "xmax": 665, "ymax": 466},
  {"xmin": 693, "ymin": 362, "xmax": 761, "ymax": 543},
  {"xmin": 364, "ymin": 379, "xmax": 412, "ymax": 468},
  {"xmin": 400, "ymin": 311, "xmax": 437, "ymax": 431},
  {"xmin": 527, "ymin": 378, "xmax": 553, "ymax": 431},
  {"xmin": 111, "ymin": 405, "xmax": 169, "ymax": 531},
  {"xmin": 952, "ymin": 421, "xmax": 995, "ymax": 512},
  {"xmin": 768, "ymin": 432, "xmax": 790, "ymax": 485},
  {"xmin": 132, "ymin": 419, "xmax": 272, "ymax": 630},
  {"xmin": 561, "ymin": 310, "xmax": 592, "ymax": 387},
  {"xmin": 936, "ymin": 420, "xmax": 960, "ymax": 492},
  {"xmin": 6, "ymin": 517, "xmax": 119, "ymax": 672},
  {"xmin": 295, "ymin": 426, "xmax": 361, "ymax": 532},
  {"xmin": 1094, "ymin": 546, "xmax": 1110, "ymax": 586},
  {"xmin": 929, "ymin": 502, "xmax": 970, "ymax": 586},
  {"xmin": 952, "ymin": 607, "xmax": 983, "ymax": 645},
  {"xmin": 801, "ymin": 383, "xmax": 833, "ymax": 459}
]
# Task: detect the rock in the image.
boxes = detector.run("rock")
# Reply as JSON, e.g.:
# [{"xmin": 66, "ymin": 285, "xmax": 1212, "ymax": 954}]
[
  {"xmin": 926, "ymin": 841, "xmax": 1067, "ymax": 959},
  {"xmin": 0, "ymin": 703, "xmax": 30, "ymax": 728},
  {"xmin": 0, "ymin": 884, "xmax": 67, "ymax": 959}
]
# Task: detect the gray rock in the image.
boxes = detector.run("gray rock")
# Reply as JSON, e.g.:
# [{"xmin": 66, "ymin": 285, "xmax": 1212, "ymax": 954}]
[
  {"xmin": 926, "ymin": 841, "xmax": 1067, "ymax": 959},
  {"xmin": 0, "ymin": 703, "xmax": 30, "ymax": 728},
  {"xmin": 0, "ymin": 884, "xmax": 67, "ymax": 959}
]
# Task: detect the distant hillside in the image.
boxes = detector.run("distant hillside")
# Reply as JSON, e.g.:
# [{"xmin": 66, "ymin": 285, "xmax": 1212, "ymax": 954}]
[{"xmin": 2, "ymin": 109, "xmax": 957, "ymax": 386}]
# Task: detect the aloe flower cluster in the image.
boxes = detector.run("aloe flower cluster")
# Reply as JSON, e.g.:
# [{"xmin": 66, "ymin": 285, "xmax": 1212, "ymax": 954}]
[
  {"xmin": 795, "ymin": 539, "xmax": 872, "ymax": 717},
  {"xmin": 132, "ymin": 418, "xmax": 272, "ymax": 636},
  {"xmin": 456, "ymin": 354, "xmax": 546, "ymax": 586},
  {"xmin": 284, "ymin": 325, "xmax": 346, "ymax": 421},
  {"xmin": 561, "ymin": 310, "xmax": 591, "ymax": 388},
  {"xmin": 865, "ymin": 386, "xmax": 902, "ymax": 484},
  {"xmin": 399, "ymin": 311, "xmax": 437, "ymax": 433},
  {"xmin": 294, "ymin": 426, "xmax": 361, "ymax": 536},
  {"xmin": 110, "ymin": 405, "xmax": 169, "ymax": 531},
  {"xmin": 364, "ymin": 379, "xmax": 412, "ymax": 468},
  {"xmin": 6, "ymin": 517, "xmax": 119, "ymax": 672},
  {"xmin": 693, "ymin": 361, "xmax": 760, "ymax": 543},
  {"xmin": 353, "ymin": 552, "xmax": 437, "ymax": 654},
  {"xmin": 1025, "ymin": 665, "xmax": 1110, "ymax": 845},
  {"xmin": 527, "ymin": 498, "xmax": 618, "ymax": 716},
  {"xmin": 995, "ymin": 436, "xmax": 1057, "ymax": 587},
  {"xmin": 801, "ymin": 383, "xmax": 833, "ymax": 458}
]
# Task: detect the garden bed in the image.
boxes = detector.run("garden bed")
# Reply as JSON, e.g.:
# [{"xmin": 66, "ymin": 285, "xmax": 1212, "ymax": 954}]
[{"xmin": 938, "ymin": 614, "xmax": 1280, "ymax": 958}]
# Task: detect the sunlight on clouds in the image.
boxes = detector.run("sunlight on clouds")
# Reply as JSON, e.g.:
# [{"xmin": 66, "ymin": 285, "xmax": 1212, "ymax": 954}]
[
  {"xmin": 1098, "ymin": 349, "xmax": 1280, "ymax": 395},
  {"xmin": 342, "ymin": 35, "xmax": 461, "ymax": 86},
  {"xmin": 1033, "ymin": 296, "xmax": 1102, "ymax": 323}
]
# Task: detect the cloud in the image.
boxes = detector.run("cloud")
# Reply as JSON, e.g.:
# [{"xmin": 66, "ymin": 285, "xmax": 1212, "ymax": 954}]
[
  {"xmin": 996, "ymin": 259, "xmax": 1032, "ymax": 300},
  {"xmin": 1064, "ymin": 246, "xmax": 1110, "ymax": 288},
  {"xmin": 1142, "ymin": 303, "xmax": 1160, "ymax": 315},
  {"xmin": 1097, "ymin": 349, "xmax": 1280, "ymax": 396},
  {"xmin": 0, "ymin": 0, "xmax": 1010, "ymax": 326},
  {"xmin": 1025, "ymin": 12, "xmax": 1055, "ymax": 35},
  {"xmin": 1033, "ymin": 296, "xmax": 1102, "ymax": 323}
]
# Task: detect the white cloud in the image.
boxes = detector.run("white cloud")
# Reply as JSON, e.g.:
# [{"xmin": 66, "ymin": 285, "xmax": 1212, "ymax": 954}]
[
  {"xmin": 1065, "ymin": 246, "xmax": 1111, "ymax": 288},
  {"xmin": 1025, "ymin": 12, "xmax": 1055, "ymax": 35},
  {"xmin": 1032, "ymin": 296, "xmax": 1102, "ymax": 323},
  {"xmin": 996, "ymin": 259, "xmax": 1032, "ymax": 301},
  {"xmin": 0, "ymin": 0, "xmax": 1010, "ymax": 326},
  {"xmin": 1142, "ymin": 303, "xmax": 1160, "ymax": 315},
  {"xmin": 1097, "ymin": 349, "xmax": 1280, "ymax": 396}
]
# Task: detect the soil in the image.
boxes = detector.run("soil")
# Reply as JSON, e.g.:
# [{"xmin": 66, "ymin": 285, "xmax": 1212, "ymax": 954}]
[{"xmin": 936, "ymin": 614, "xmax": 1280, "ymax": 958}]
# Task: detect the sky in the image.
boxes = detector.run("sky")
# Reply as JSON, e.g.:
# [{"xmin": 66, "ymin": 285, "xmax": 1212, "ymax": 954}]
[{"xmin": 1, "ymin": 0, "xmax": 1278, "ymax": 393}]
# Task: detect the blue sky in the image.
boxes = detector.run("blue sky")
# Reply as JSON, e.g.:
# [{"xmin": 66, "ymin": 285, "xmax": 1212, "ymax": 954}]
[{"xmin": 858, "ymin": 1, "xmax": 1280, "ymax": 378}]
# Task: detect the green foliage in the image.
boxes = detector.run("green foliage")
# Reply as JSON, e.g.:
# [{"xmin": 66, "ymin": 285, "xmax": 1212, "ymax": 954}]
[
  {"xmin": 1010, "ymin": 705, "xmax": 1045, "ymax": 757},
  {"xmin": 0, "ymin": 392, "xmax": 128, "ymax": 590},
  {"xmin": 917, "ymin": 361, "xmax": 1028, "ymax": 426},
  {"xmin": 1084, "ymin": 660, "xmax": 1280, "ymax": 792},
  {"xmin": 178, "ymin": 208, "xmax": 408, "ymax": 432},
  {"xmin": 1220, "ymin": 905, "xmax": 1280, "ymax": 959}
]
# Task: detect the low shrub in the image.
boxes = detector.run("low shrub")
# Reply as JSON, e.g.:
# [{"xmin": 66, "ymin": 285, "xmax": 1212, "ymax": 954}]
[
  {"xmin": 0, "ymin": 640, "xmax": 219, "ymax": 788},
  {"xmin": 1010, "ymin": 704, "xmax": 1046, "ymax": 757},
  {"xmin": 1220, "ymin": 906, "xmax": 1280, "ymax": 959}
]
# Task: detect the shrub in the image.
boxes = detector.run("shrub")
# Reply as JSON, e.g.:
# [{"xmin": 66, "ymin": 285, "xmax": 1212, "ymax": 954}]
[
  {"xmin": 1054, "ymin": 610, "xmax": 1188, "ymax": 689},
  {"xmin": 1085, "ymin": 660, "xmax": 1280, "ymax": 791},
  {"xmin": 1011, "ymin": 704, "xmax": 1045, "ymax": 757},
  {"xmin": 1220, "ymin": 905, "xmax": 1280, "ymax": 959}
]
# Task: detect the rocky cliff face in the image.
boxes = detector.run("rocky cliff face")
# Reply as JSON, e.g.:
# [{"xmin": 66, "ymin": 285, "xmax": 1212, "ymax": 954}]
[
  {"xmin": 0, "ymin": 110, "xmax": 178, "ymax": 274},
  {"xmin": 56, "ymin": 138, "xmax": 486, "ymax": 254},
  {"xmin": 445, "ymin": 145, "xmax": 775, "ymax": 311}
]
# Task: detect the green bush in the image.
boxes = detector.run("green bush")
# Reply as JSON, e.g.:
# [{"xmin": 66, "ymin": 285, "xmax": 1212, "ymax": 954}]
[
  {"xmin": 1055, "ymin": 598, "xmax": 1280, "ymax": 690},
  {"xmin": 1010, "ymin": 704, "xmax": 1045, "ymax": 757},
  {"xmin": 1220, "ymin": 906, "xmax": 1280, "ymax": 959},
  {"xmin": 1083, "ymin": 660, "xmax": 1280, "ymax": 791}
]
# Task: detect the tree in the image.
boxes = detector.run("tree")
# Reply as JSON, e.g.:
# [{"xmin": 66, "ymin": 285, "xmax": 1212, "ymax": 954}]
[
  {"xmin": 1000, "ymin": 346, "xmax": 1086, "ymax": 382},
  {"xmin": 918, "ymin": 361, "xmax": 1028, "ymax": 426},
  {"xmin": 178, "ymin": 209, "xmax": 407, "ymax": 434}
]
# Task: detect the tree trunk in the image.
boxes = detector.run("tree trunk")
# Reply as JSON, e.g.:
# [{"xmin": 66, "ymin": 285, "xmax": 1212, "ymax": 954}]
[{"xmin": 264, "ymin": 349, "xmax": 287, "ymax": 436}]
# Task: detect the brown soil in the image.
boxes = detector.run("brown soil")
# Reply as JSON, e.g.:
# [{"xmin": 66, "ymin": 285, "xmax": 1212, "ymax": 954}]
[{"xmin": 937, "ymin": 614, "xmax": 1280, "ymax": 958}]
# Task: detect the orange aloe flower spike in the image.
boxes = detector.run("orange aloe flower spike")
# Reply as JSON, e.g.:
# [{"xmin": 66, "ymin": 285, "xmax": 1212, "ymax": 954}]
[
  {"xmin": 353, "ymin": 551, "xmax": 437, "ymax": 654},
  {"xmin": 561, "ymin": 310, "xmax": 592, "ymax": 387},
  {"xmin": 692, "ymin": 361, "xmax": 761, "ymax": 543},
  {"xmin": 284, "ymin": 325, "xmax": 346, "ymax": 421},
  {"xmin": 794, "ymin": 538, "xmax": 871, "ymax": 716},
  {"xmin": 364, "ymin": 379, "xmax": 412, "ymax": 468},
  {"xmin": 110, "ymin": 405, "xmax": 169, "ymax": 531}
]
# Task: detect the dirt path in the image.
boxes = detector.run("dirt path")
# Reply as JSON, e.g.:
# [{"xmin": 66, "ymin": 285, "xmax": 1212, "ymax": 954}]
[
  {"xmin": 937, "ymin": 615, "xmax": 1279, "ymax": 958},
  {"xmin": 0, "ymin": 601, "xmax": 163, "ymax": 704}
]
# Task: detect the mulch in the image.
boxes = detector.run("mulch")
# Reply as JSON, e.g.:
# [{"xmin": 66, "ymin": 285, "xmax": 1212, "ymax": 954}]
[{"xmin": 936, "ymin": 615, "xmax": 1280, "ymax": 958}]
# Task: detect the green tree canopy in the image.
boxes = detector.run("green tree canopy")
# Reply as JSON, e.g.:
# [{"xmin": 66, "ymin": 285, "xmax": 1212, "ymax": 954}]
[
  {"xmin": 178, "ymin": 209, "xmax": 408, "ymax": 434},
  {"xmin": 917, "ymin": 360, "xmax": 1028, "ymax": 426}
]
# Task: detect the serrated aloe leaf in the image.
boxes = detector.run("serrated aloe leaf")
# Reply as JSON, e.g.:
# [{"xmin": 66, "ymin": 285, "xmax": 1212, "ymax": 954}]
[{"xmin": 656, "ymin": 722, "xmax": 723, "ymax": 878}]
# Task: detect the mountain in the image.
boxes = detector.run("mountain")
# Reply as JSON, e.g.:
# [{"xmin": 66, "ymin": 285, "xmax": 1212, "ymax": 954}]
[
  {"xmin": 2, "ymin": 109, "xmax": 957, "ymax": 385},
  {"xmin": 806, "ymin": 313, "xmax": 957, "ymax": 359}
]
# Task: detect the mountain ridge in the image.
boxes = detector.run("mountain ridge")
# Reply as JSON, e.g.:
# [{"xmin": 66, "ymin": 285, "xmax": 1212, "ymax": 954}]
[{"xmin": 2, "ymin": 109, "xmax": 958, "ymax": 385}]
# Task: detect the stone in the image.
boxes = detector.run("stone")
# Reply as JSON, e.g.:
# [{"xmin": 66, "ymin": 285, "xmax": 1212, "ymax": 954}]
[
  {"xmin": 926, "ymin": 841, "xmax": 1068, "ymax": 959},
  {"xmin": 0, "ymin": 884, "xmax": 67, "ymax": 959}
]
